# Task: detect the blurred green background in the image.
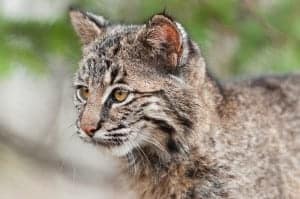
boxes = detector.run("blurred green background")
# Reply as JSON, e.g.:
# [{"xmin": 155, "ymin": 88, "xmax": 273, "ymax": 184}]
[{"xmin": 1, "ymin": 0, "xmax": 299, "ymax": 78}]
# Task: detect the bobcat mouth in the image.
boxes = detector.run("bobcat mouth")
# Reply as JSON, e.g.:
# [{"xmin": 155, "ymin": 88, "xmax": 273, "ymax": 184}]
[
  {"xmin": 92, "ymin": 129, "xmax": 130, "ymax": 147},
  {"xmin": 78, "ymin": 127, "xmax": 137, "ymax": 156},
  {"xmin": 95, "ymin": 130, "xmax": 140, "ymax": 157},
  {"xmin": 77, "ymin": 128, "xmax": 128, "ymax": 146}
]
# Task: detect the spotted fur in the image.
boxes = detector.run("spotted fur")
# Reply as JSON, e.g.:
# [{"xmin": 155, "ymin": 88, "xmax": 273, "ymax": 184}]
[{"xmin": 70, "ymin": 8, "xmax": 300, "ymax": 199}]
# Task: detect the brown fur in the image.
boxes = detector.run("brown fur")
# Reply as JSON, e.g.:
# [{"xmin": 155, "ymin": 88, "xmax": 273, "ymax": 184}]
[{"xmin": 69, "ymin": 9, "xmax": 300, "ymax": 199}]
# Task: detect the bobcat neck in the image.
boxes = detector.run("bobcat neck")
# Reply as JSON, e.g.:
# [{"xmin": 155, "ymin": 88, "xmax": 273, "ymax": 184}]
[
  {"xmin": 122, "ymin": 147, "xmax": 228, "ymax": 199},
  {"xmin": 120, "ymin": 77, "xmax": 228, "ymax": 199}
]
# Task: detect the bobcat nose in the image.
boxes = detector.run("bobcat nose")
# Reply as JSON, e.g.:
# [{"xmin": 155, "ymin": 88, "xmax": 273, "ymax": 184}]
[{"xmin": 81, "ymin": 123, "xmax": 99, "ymax": 137}]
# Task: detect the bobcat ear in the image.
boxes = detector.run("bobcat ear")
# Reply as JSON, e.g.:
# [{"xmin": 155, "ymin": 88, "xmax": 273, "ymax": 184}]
[
  {"xmin": 69, "ymin": 8, "xmax": 108, "ymax": 45},
  {"xmin": 143, "ymin": 14, "xmax": 188, "ymax": 67}
]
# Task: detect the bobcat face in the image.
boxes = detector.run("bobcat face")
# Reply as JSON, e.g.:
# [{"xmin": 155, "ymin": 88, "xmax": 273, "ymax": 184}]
[{"xmin": 70, "ymin": 9, "xmax": 200, "ymax": 157}]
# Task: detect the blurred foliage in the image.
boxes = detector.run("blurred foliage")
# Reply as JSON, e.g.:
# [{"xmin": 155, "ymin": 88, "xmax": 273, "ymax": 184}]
[
  {"xmin": 0, "ymin": 17, "xmax": 80, "ymax": 75},
  {"xmin": 0, "ymin": 0, "xmax": 299, "ymax": 77}
]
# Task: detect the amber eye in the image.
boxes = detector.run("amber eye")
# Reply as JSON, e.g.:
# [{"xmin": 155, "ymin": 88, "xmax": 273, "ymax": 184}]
[
  {"xmin": 113, "ymin": 89, "xmax": 129, "ymax": 103},
  {"xmin": 77, "ymin": 86, "xmax": 90, "ymax": 101}
]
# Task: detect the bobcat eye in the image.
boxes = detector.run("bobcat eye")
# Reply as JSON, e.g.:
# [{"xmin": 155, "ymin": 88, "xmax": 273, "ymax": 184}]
[
  {"xmin": 77, "ymin": 86, "xmax": 90, "ymax": 101},
  {"xmin": 112, "ymin": 88, "xmax": 129, "ymax": 103}
]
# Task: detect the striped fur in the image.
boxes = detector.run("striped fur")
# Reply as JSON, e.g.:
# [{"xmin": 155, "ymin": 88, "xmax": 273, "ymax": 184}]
[{"xmin": 70, "ymin": 9, "xmax": 300, "ymax": 199}]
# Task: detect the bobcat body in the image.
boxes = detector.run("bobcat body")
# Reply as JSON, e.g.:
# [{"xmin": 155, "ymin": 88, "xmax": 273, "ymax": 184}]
[{"xmin": 69, "ymin": 9, "xmax": 300, "ymax": 199}]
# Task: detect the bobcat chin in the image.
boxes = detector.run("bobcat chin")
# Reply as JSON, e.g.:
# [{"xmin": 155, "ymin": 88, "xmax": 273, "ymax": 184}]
[{"xmin": 70, "ymin": 8, "xmax": 300, "ymax": 199}]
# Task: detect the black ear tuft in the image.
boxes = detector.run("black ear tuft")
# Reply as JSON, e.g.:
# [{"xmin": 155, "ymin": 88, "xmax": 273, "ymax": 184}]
[
  {"xmin": 162, "ymin": 7, "xmax": 167, "ymax": 15},
  {"xmin": 156, "ymin": 8, "xmax": 175, "ymax": 22}
]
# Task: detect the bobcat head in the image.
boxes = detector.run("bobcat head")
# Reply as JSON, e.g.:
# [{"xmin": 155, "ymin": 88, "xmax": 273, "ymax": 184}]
[{"xmin": 70, "ymin": 8, "xmax": 208, "ymax": 159}]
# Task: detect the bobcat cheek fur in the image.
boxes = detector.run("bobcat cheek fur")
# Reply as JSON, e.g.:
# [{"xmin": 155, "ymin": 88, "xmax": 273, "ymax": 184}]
[{"xmin": 70, "ymin": 8, "xmax": 300, "ymax": 199}]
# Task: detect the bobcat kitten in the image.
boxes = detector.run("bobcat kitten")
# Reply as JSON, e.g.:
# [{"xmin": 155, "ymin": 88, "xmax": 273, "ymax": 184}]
[{"xmin": 69, "ymin": 9, "xmax": 300, "ymax": 199}]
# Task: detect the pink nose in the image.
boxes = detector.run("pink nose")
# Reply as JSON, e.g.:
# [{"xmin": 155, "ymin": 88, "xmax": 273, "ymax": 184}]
[{"xmin": 81, "ymin": 124, "xmax": 98, "ymax": 137}]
